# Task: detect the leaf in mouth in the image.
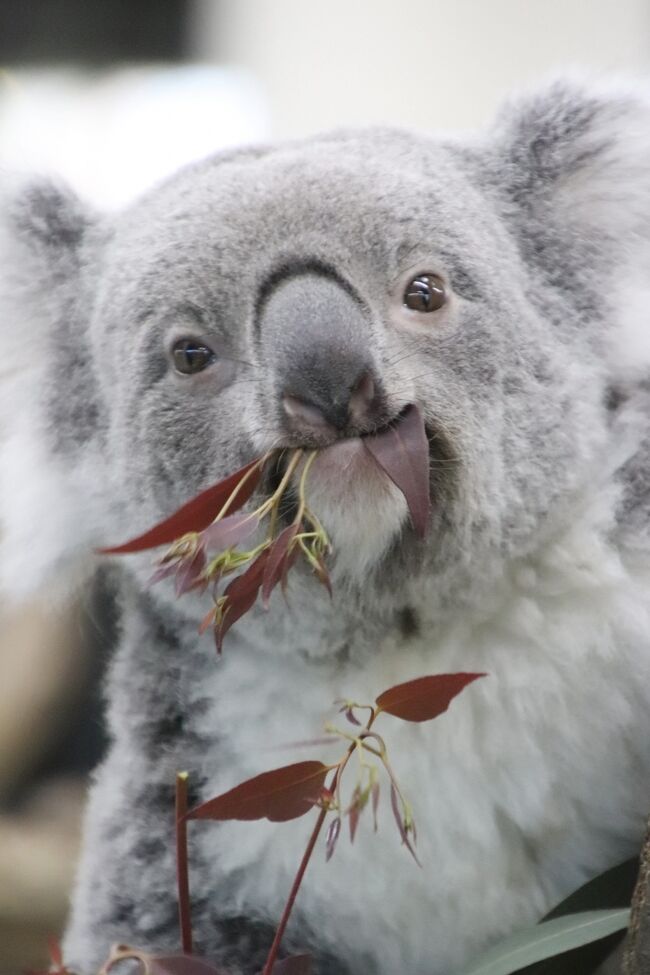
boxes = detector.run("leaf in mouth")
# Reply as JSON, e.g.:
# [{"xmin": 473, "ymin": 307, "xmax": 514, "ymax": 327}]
[
  {"xmin": 98, "ymin": 405, "xmax": 432, "ymax": 648},
  {"xmin": 362, "ymin": 404, "xmax": 431, "ymax": 538},
  {"xmin": 99, "ymin": 459, "xmax": 263, "ymax": 554}
]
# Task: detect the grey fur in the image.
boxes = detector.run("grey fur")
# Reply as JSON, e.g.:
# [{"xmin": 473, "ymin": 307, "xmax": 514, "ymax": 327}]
[{"xmin": 3, "ymin": 76, "xmax": 650, "ymax": 974}]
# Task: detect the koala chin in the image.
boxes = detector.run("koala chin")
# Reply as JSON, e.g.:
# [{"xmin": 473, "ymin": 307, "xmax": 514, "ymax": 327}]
[{"xmin": 3, "ymin": 76, "xmax": 650, "ymax": 975}]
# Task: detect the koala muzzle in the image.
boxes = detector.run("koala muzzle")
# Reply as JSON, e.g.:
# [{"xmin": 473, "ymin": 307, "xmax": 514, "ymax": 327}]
[{"xmin": 257, "ymin": 271, "xmax": 386, "ymax": 437}]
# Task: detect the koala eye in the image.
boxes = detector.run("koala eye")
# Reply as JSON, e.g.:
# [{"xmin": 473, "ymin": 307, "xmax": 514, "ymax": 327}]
[
  {"xmin": 403, "ymin": 273, "xmax": 447, "ymax": 313},
  {"xmin": 172, "ymin": 338, "xmax": 217, "ymax": 375}
]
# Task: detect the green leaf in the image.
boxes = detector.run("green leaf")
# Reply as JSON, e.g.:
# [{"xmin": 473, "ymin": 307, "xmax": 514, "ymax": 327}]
[
  {"xmin": 542, "ymin": 857, "xmax": 638, "ymax": 920},
  {"xmin": 458, "ymin": 909, "xmax": 630, "ymax": 975},
  {"xmin": 514, "ymin": 858, "xmax": 638, "ymax": 974}
]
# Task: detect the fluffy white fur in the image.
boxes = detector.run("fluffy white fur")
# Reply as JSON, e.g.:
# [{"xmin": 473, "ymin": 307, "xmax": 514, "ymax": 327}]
[{"xmin": 185, "ymin": 479, "xmax": 650, "ymax": 974}]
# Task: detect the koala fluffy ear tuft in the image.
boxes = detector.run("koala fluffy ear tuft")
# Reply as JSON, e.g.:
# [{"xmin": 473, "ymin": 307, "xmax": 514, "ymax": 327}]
[
  {"xmin": 9, "ymin": 180, "xmax": 93, "ymax": 251},
  {"xmin": 0, "ymin": 179, "xmax": 106, "ymax": 603},
  {"xmin": 490, "ymin": 76, "xmax": 650, "ymax": 244},
  {"xmin": 0, "ymin": 178, "xmax": 99, "ymax": 313}
]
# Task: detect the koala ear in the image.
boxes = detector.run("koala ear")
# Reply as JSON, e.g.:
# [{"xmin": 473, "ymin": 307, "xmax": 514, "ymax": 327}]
[
  {"xmin": 490, "ymin": 76, "xmax": 650, "ymax": 245},
  {"xmin": 0, "ymin": 178, "xmax": 97, "ymax": 322},
  {"xmin": 0, "ymin": 179, "xmax": 106, "ymax": 603},
  {"xmin": 488, "ymin": 77, "xmax": 650, "ymax": 384}
]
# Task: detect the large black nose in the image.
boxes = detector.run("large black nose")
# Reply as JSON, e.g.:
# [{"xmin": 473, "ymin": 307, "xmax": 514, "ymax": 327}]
[
  {"xmin": 282, "ymin": 366, "xmax": 379, "ymax": 432},
  {"xmin": 257, "ymin": 271, "xmax": 386, "ymax": 437}
]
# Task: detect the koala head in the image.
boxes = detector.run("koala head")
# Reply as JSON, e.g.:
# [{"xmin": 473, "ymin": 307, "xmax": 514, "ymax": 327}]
[{"xmin": 2, "ymin": 78, "xmax": 649, "ymax": 613}]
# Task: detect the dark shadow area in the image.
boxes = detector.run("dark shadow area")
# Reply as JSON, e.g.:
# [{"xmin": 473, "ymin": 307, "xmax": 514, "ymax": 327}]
[{"xmin": 0, "ymin": 0, "xmax": 190, "ymax": 64}]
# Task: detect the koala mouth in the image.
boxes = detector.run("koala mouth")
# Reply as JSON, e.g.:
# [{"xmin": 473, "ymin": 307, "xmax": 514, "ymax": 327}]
[
  {"xmin": 263, "ymin": 404, "xmax": 413, "ymax": 492},
  {"xmin": 261, "ymin": 403, "xmax": 452, "ymax": 528}
]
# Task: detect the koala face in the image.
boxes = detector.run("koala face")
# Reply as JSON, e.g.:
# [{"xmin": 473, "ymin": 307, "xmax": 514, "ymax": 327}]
[
  {"xmin": 83, "ymin": 125, "xmax": 612, "ymax": 601},
  {"xmin": 2, "ymin": 78, "xmax": 648, "ymax": 608}
]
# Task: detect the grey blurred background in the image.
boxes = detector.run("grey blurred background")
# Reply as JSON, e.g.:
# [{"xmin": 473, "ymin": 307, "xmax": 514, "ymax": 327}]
[{"xmin": 0, "ymin": 1, "xmax": 648, "ymax": 972}]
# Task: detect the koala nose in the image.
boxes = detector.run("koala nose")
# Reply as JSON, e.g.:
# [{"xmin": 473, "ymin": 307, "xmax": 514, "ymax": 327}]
[
  {"xmin": 282, "ymin": 369, "xmax": 378, "ymax": 433},
  {"xmin": 257, "ymin": 270, "xmax": 387, "ymax": 438}
]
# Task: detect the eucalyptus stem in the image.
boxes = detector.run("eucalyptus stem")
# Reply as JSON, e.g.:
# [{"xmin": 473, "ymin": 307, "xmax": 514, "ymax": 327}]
[
  {"xmin": 260, "ymin": 710, "xmax": 378, "ymax": 975},
  {"xmin": 256, "ymin": 450, "xmax": 304, "ymax": 520},
  {"xmin": 212, "ymin": 453, "xmax": 270, "ymax": 524}
]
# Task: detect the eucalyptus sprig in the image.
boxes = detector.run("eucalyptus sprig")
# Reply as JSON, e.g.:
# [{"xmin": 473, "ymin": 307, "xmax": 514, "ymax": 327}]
[
  {"xmin": 103, "ymin": 449, "xmax": 331, "ymax": 651},
  {"xmin": 181, "ymin": 672, "xmax": 486, "ymax": 973},
  {"xmin": 101, "ymin": 403, "xmax": 431, "ymax": 650},
  {"xmin": 202, "ymin": 450, "xmax": 332, "ymax": 650}
]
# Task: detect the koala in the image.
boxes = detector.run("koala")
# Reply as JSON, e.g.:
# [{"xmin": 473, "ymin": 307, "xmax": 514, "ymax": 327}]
[{"xmin": 2, "ymin": 76, "xmax": 650, "ymax": 975}]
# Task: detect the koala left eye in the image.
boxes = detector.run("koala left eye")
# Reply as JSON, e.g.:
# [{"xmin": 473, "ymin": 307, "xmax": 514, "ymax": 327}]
[
  {"xmin": 403, "ymin": 273, "xmax": 447, "ymax": 313},
  {"xmin": 172, "ymin": 338, "xmax": 217, "ymax": 375}
]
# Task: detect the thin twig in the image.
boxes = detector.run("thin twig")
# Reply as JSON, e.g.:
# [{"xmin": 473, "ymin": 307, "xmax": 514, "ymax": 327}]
[
  {"xmin": 261, "ymin": 710, "xmax": 378, "ymax": 974},
  {"xmin": 175, "ymin": 771, "xmax": 193, "ymax": 954}
]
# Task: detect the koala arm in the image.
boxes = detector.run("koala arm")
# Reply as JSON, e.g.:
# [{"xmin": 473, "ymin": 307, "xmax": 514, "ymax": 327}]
[
  {"xmin": 63, "ymin": 576, "xmax": 346, "ymax": 975},
  {"xmin": 63, "ymin": 577, "xmax": 283, "ymax": 975}
]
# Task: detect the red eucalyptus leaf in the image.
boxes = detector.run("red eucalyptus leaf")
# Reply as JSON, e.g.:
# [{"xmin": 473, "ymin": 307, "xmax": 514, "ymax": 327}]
[
  {"xmin": 362, "ymin": 404, "xmax": 431, "ymax": 538},
  {"xmin": 186, "ymin": 761, "xmax": 331, "ymax": 823},
  {"xmin": 262, "ymin": 523, "xmax": 299, "ymax": 608},
  {"xmin": 175, "ymin": 548, "xmax": 207, "ymax": 597},
  {"xmin": 48, "ymin": 937, "xmax": 64, "ymax": 969},
  {"xmin": 147, "ymin": 561, "xmax": 179, "ymax": 587},
  {"xmin": 319, "ymin": 786, "xmax": 335, "ymax": 808},
  {"xmin": 27, "ymin": 937, "xmax": 70, "ymax": 975},
  {"xmin": 348, "ymin": 797, "xmax": 360, "ymax": 844},
  {"xmin": 215, "ymin": 550, "xmax": 270, "ymax": 651},
  {"xmin": 390, "ymin": 783, "xmax": 420, "ymax": 866},
  {"xmin": 99, "ymin": 948, "xmax": 227, "ymax": 975},
  {"xmin": 199, "ymin": 606, "xmax": 217, "ymax": 634},
  {"xmin": 371, "ymin": 781, "xmax": 380, "ymax": 831},
  {"xmin": 148, "ymin": 956, "xmax": 228, "ymax": 975},
  {"xmin": 339, "ymin": 704, "xmax": 361, "ymax": 727},
  {"xmin": 325, "ymin": 815, "xmax": 341, "ymax": 861},
  {"xmin": 390, "ymin": 782, "xmax": 405, "ymax": 841},
  {"xmin": 201, "ymin": 512, "xmax": 259, "ymax": 552},
  {"xmin": 375, "ymin": 672, "xmax": 485, "ymax": 723},
  {"xmin": 99, "ymin": 459, "xmax": 262, "ymax": 554},
  {"xmin": 270, "ymin": 955, "xmax": 313, "ymax": 975}
]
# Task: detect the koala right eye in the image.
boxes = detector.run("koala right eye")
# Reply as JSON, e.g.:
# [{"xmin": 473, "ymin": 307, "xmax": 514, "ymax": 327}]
[{"xmin": 171, "ymin": 338, "xmax": 217, "ymax": 375}]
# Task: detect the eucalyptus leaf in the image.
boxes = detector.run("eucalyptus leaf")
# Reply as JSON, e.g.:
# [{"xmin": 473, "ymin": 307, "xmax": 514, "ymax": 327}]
[
  {"xmin": 458, "ymin": 909, "xmax": 630, "ymax": 975},
  {"xmin": 514, "ymin": 858, "xmax": 639, "ymax": 974},
  {"xmin": 542, "ymin": 857, "xmax": 638, "ymax": 920}
]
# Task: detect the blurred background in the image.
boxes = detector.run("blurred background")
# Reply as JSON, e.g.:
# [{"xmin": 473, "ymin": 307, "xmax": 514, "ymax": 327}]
[{"xmin": 0, "ymin": 1, "xmax": 649, "ymax": 971}]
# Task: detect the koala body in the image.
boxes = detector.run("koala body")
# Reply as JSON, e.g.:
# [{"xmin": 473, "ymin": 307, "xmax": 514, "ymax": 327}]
[{"xmin": 3, "ymin": 78, "xmax": 650, "ymax": 974}]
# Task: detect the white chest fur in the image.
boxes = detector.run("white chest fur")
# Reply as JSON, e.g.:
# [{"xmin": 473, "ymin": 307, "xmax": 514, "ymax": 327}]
[{"xmin": 187, "ymin": 512, "xmax": 650, "ymax": 975}]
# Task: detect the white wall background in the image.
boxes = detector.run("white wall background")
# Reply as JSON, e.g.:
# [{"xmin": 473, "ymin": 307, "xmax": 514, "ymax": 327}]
[
  {"xmin": 0, "ymin": 65, "xmax": 268, "ymax": 208},
  {"xmin": 194, "ymin": 0, "xmax": 650, "ymax": 137},
  {"xmin": 2, "ymin": 1, "xmax": 649, "ymax": 208}
]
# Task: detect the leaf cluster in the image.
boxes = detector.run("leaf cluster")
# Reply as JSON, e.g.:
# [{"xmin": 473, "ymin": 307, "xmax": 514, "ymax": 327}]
[{"xmin": 100, "ymin": 405, "xmax": 432, "ymax": 650}]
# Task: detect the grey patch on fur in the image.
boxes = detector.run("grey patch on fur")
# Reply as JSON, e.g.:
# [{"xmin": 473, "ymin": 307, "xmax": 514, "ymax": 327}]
[{"xmin": 396, "ymin": 605, "xmax": 420, "ymax": 640}]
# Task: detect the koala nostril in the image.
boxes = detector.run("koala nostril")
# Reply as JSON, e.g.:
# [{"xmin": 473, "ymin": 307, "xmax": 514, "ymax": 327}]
[
  {"xmin": 349, "ymin": 370, "xmax": 375, "ymax": 422},
  {"xmin": 282, "ymin": 394, "xmax": 335, "ymax": 431},
  {"xmin": 281, "ymin": 368, "xmax": 382, "ymax": 436}
]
